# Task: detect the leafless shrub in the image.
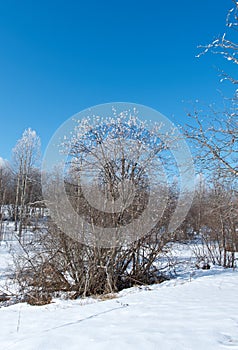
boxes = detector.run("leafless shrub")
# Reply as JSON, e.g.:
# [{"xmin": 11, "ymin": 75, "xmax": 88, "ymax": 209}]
[{"xmin": 11, "ymin": 215, "xmax": 175, "ymax": 304}]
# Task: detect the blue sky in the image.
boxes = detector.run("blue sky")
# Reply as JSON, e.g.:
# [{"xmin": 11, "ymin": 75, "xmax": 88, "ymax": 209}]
[{"xmin": 0, "ymin": 0, "xmax": 236, "ymax": 160}]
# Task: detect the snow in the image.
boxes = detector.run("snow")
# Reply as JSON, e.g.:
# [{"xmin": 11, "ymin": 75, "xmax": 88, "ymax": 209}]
[{"xmin": 0, "ymin": 241, "xmax": 238, "ymax": 349}]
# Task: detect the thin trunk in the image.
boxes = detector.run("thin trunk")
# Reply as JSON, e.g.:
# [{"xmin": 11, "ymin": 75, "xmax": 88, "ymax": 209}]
[
  {"xmin": 19, "ymin": 170, "xmax": 28, "ymax": 239},
  {"xmin": 14, "ymin": 170, "xmax": 21, "ymax": 231}
]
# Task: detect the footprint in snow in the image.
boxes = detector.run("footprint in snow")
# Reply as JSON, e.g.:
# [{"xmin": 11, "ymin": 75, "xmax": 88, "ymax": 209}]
[{"xmin": 218, "ymin": 333, "xmax": 238, "ymax": 347}]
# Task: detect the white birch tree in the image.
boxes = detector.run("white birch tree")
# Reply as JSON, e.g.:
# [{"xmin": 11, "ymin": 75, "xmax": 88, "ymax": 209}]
[{"xmin": 12, "ymin": 128, "xmax": 41, "ymax": 239}]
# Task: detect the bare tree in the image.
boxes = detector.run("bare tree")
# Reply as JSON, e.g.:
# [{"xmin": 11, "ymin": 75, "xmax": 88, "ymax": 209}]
[
  {"xmin": 0, "ymin": 158, "xmax": 15, "ymax": 238},
  {"xmin": 14, "ymin": 112, "xmax": 186, "ymax": 303},
  {"xmin": 12, "ymin": 128, "xmax": 41, "ymax": 239},
  {"xmin": 0, "ymin": 159, "xmax": 8, "ymax": 239},
  {"xmin": 185, "ymin": 107, "xmax": 238, "ymax": 180},
  {"xmin": 186, "ymin": 1, "xmax": 238, "ymax": 179},
  {"xmin": 197, "ymin": 0, "xmax": 238, "ymax": 84},
  {"xmin": 190, "ymin": 174, "xmax": 238, "ymax": 268},
  {"xmin": 183, "ymin": 1, "xmax": 238, "ymax": 265}
]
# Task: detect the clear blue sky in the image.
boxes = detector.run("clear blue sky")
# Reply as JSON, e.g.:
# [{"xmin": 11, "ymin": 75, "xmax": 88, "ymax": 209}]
[{"xmin": 0, "ymin": 0, "xmax": 236, "ymax": 160}]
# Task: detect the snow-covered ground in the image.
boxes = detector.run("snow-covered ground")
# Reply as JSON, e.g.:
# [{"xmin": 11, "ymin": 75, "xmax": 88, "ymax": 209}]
[{"xmin": 0, "ymin": 237, "xmax": 238, "ymax": 349}]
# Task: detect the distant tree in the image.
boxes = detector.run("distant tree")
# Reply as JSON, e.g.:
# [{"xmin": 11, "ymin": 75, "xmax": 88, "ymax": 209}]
[
  {"xmin": 0, "ymin": 159, "xmax": 12, "ymax": 237},
  {"xmin": 12, "ymin": 128, "xmax": 41, "ymax": 239},
  {"xmin": 189, "ymin": 173, "xmax": 238, "ymax": 268}
]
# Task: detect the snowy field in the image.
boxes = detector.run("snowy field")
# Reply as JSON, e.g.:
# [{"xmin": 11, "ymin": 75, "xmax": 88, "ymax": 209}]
[{"xmin": 0, "ymin": 239, "xmax": 238, "ymax": 349}]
